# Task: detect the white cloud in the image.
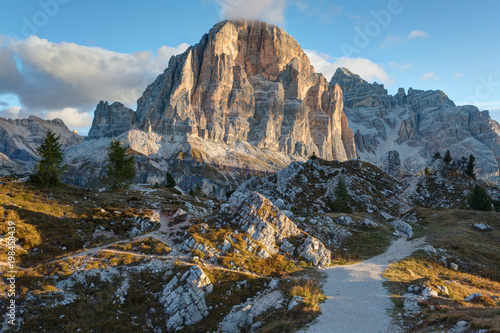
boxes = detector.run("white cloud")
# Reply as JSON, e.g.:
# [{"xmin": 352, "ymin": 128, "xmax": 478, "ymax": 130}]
[
  {"xmin": 210, "ymin": 0, "xmax": 286, "ymax": 25},
  {"xmin": 388, "ymin": 61, "xmax": 413, "ymax": 71},
  {"xmin": 408, "ymin": 30, "xmax": 428, "ymax": 39},
  {"xmin": 454, "ymin": 72, "xmax": 463, "ymax": 78},
  {"xmin": 380, "ymin": 35, "xmax": 404, "ymax": 48},
  {"xmin": 421, "ymin": 71, "xmax": 441, "ymax": 81},
  {"xmin": 45, "ymin": 108, "xmax": 93, "ymax": 129},
  {"xmin": 0, "ymin": 106, "xmax": 21, "ymax": 119},
  {"xmin": 305, "ymin": 50, "xmax": 394, "ymax": 85},
  {"xmin": 0, "ymin": 36, "xmax": 189, "ymax": 129},
  {"xmin": 381, "ymin": 30, "xmax": 428, "ymax": 48}
]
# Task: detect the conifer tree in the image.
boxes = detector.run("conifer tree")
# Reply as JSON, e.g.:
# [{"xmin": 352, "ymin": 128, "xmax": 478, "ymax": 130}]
[
  {"xmin": 331, "ymin": 176, "xmax": 350, "ymax": 213},
  {"xmin": 103, "ymin": 140, "xmax": 136, "ymax": 189},
  {"xmin": 190, "ymin": 183, "xmax": 203, "ymax": 196},
  {"xmin": 466, "ymin": 154, "xmax": 476, "ymax": 179},
  {"xmin": 166, "ymin": 171, "xmax": 176, "ymax": 188},
  {"xmin": 30, "ymin": 130, "xmax": 65, "ymax": 186},
  {"xmin": 443, "ymin": 150, "xmax": 452, "ymax": 163},
  {"xmin": 467, "ymin": 185, "xmax": 491, "ymax": 211}
]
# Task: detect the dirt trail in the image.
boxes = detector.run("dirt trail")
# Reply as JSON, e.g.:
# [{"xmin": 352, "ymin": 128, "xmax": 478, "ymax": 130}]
[
  {"xmin": 302, "ymin": 236, "xmax": 426, "ymax": 333},
  {"xmin": 53, "ymin": 210, "xmax": 182, "ymax": 264}
]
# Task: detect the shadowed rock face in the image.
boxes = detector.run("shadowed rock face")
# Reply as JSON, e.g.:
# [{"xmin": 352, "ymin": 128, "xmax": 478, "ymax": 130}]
[
  {"xmin": 331, "ymin": 67, "xmax": 500, "ymax": 183},
  {"xmin": 91, "ymin": 20, "xmax": 356, "ymax": 162}
]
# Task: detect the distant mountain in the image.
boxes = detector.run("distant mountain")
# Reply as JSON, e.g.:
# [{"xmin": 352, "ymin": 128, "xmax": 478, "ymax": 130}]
[
  {"xmin": 331, "ymin": 68, "xmax": 500, "ymax": 184},
  {"xmin": 0, "ymin": 115, "xmax": 84, "ymax": 174},
  {"xmin": 66, "ymin": 20, "xmax": 356, "ymax": 191}
]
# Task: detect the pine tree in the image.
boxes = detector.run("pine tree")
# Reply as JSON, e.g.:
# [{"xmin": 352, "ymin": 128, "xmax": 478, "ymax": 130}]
[
  {"xmin": 466, "ymin": 154, "xmax": 476, "ymax": 179},
  {"xmin": 311, "ymin": 151, "xmax": 317, "ymax": 160},
  {"xmin": 190, "ymin": 183, "xmax": 203, "ymax": 196},
  {"xmin": 331, "ymin": 176, "xmax": 350, "ymax": 213},
  {"xmin": 443, "ymin": 150, "xmax": 452, "ymax": 163},
  {"xmin": 467, "ymin": 185, "xmax": 491, "ymax": 211},
  {"xmin": 433, "ymin": 152, "xmax": 441, "ymax": 160},
  {"xmin": 166, "ymin": 171, "xmax": 176, "ymax": 188},
  {"xmin": 30, "ymin": 130, "xmax": 65, "ymax": 186},
  {"xmin": 103, "ymin": 140, "xmax": 136, "ymax": 189}
]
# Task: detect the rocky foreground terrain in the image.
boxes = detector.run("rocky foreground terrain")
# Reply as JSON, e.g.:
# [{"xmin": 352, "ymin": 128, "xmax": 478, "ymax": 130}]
[{"xmin": 1, "ymin": 154, "xmax": 499, "ymax": 332}]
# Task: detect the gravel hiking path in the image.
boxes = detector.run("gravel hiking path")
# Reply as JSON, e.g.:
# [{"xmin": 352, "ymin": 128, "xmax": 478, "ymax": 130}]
[{"xmin": 302, "ymin": 236, "xmax": 426, "ymax": 333}]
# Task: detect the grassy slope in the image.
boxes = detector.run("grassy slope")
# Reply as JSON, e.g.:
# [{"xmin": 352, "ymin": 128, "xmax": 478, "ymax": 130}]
[{"xmin": 384, "ymin": 208, "xmax": 500, "ymax": 332}]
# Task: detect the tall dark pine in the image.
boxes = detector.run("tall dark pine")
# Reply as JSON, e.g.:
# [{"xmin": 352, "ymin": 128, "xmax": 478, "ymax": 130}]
[
  {"xmin": 443, "ymin": 150, "xmax": 452, "ymax": 163},
  {"xmin": 332, "ymin": 176, "xmax": 351, "ymax": 213},
  {"xmin": 466, "ymin": 154, "xmax": 476, "ymax": 179},
  {"xmin": 103, "ymin": 140, "xmax": 136, "ymax": 189},
  {"xmin": 166, "ymin": 171, "xmax": 176, "ymax": 188},
  {"xmin": 31, "ymin": 130, "xmax": 64, "ymax": 186},
  {"xmin": 467, "ymin": 185, "xmax": 491, "ymax": 211}
]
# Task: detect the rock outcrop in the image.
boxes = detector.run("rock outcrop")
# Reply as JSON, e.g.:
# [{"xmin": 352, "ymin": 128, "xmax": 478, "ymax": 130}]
[
  {"xmin": 160, "ymin": 265, "xmax": 213, "ymax": 331},
  {"xmin": 331, "ymin": 67, "xmax": 500, "ymax": 184},
  {"xmin": 219, "ymin": 290, "xmax": 284, "ymax": 333},
  {"xmin": 87, "ymin": 101, "xmax": 134, "ymax": 139},
  {"xmin": 236, "ymin": 158, "xmax": 404, "ymax": 217},
  {"xmin": 0, "ymin": 152, "xmax": 23, "ymax": 176},
  {"xmin": 227, "ymin": 191, "xmax": 331, "ymax": 267},
  {"xmin": 68, "ymin": 20, "xmax": 356, "ymax": 190}
]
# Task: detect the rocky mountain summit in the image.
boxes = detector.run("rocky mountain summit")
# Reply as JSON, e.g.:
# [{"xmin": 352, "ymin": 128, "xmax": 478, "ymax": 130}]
[
  {"xmin": 331, "ymin": 67, "xmax": 500, "ymax": 184},
  {"xmin": 0, "ymin": 115, "xmax": 84, "ymax": 173},
  {"xmin": 66, "ymin": 20, "xmax": 356, "ymax": 190}
]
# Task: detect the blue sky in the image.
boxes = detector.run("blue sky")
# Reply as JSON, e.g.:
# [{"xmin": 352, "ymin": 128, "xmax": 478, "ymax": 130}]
[{"xmin": 1, "ymin": 0, "xmax": 499, "ymax": 135}]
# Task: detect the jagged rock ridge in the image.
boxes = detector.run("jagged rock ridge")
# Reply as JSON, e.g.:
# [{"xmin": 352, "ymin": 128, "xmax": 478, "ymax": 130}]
[
  {"xmin": 0, "ymin": 115, "xmax": 84, "ymax": 174},
  {"xmin": 331, "ymin": 67, "xmax": 500, "ymax": 184}
]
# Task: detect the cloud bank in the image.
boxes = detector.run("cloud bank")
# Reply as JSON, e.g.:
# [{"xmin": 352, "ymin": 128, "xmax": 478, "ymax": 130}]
[
  {"xmin": 305, "ymin": 50, "xmax": 393, "ymax": 85},
  {"xmin": 209, "ymin": 0, "xmax": 286, "ymax": 24},
  {"xmin": 0, "ymin": 36, "xmax": 189, "ymax": 129}
]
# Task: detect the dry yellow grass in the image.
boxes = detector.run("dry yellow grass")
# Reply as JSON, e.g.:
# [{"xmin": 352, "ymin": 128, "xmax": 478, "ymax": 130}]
[{"xmin": 384, "ymin": 207, "xmax": 500, "ymax": 331}]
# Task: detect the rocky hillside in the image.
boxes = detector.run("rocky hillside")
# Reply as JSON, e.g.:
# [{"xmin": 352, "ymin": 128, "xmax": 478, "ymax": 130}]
[
  {"xmin": 0, "ymin": 115, "xmax": 84, "ymax": 173},
  {"xmin": 66, "ymin": 20, "xmax": 356, "ymax": 191},
  {"xmin": 1, "ymin": 148, "xmax": 499, "ymax": 331},
  {"xmin": 0, "ymin": 178, "xmax": 333, "ymax": 332},
  {"xmin": 331, "ymin": 67, "xmax": 500, "ymax": 184}
]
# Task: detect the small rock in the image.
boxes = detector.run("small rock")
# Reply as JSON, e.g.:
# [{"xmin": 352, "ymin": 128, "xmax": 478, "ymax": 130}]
[
  {"xmin": 268, "ymin": 279, "xmax": 279, "ymax": 290},
  {"xmin": 473, "ymin": 223, "xmax": 492, "ymax": 231},
  {"xmin": 358, "ymin": 219, "xmax": 379, "ymax": 228},
  {"xmin": 450, "ymin": 263, "xmax": 459, "ymax": 271},
  {"xmin": 287, "ymin": 296, "xmax": 303, "ymax": 311},
  {"xmin": 421, "ymin": 287, "xmax": 438, "ymax": 298},
  {"xmin": 437, "ymin": 285, "xmax": 449, "ymax": 296},
  {"xmin": 251, "ymin": 321, "xmax": 262, "ymax": 332},
  {"xmin": 465, "ymin": 293, "xmax": 482, "ymax": 302}
]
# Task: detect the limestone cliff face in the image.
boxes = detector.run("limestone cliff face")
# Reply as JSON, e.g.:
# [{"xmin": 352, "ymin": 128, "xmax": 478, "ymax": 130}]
[
  {"xmin": 133, "ymin": 20, "xmax": 355, "ymax": 161},
  {"xmin": 87, "ymin": 101, "xmax": 135, "ymax": 140},
  {"xmin": 331, "ymin": 67, "xmax": 500, "ymax": 183}
]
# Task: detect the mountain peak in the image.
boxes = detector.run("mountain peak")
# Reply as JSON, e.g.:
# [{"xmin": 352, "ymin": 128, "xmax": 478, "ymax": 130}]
[
  {"xmin": 333, "ymin": 67, "xmax": 361, "ymax": 80},
  {"xmin": 130, "ymin": 18, "xmax": 356, "ymax": 161}
]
